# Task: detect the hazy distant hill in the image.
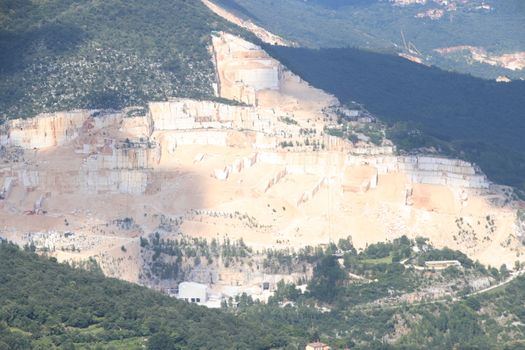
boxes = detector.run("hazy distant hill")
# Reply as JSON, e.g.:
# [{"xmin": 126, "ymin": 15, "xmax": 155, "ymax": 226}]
[
  {"xmin": 0, "ymin": 0, "xmax": 250, "ymax": 119},
  {"xmin": 214, "ymin": 0, "xmax": 525, "ymax": 80}
]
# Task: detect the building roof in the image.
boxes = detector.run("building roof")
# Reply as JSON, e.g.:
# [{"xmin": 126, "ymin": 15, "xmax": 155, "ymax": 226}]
[
  {"xmin": 425, "ymin": 260, "xmax": 461, "ymax": 265},
  {"xmin": 178, "ymin": 281, "xmax": 207, "ymax": 291}
]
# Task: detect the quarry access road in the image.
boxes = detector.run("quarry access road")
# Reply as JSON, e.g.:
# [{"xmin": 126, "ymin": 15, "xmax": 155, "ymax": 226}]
[
  {"xmin": 467, "ymin": 269, "xmax": 524, "ymax": 297},
  {"xmin": 353, "ymin": 269, "xmax": 524, "ymax": 313}
]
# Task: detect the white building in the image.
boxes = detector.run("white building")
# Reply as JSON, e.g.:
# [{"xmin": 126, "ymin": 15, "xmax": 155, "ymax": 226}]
[
  {"xmin": 177, "ymin": 282, "xmax": 208, "ymax": 303},
  {"xmin": 424, "ymin": 260, "xmax": 462, "ymax": 270}
]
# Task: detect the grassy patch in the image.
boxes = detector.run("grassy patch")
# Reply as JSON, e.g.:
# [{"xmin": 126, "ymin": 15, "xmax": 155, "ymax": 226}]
[
  {"xmin": 481, "ymin": 282, "xmax": 509, "ymax": 296},
  {"xmin": 75, "ymin": 336, "xmax": 145, "ymax": 350},
  {"xmin": 8, "ymin": 327, "xmax": 32, "ymax": 337},
  {"xmin": 361, "ymin": 255, "xmax": 393, "ymax": 265}
]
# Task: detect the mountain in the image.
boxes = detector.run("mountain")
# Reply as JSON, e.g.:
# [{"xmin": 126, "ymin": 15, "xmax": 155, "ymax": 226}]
[
  {"xmin": 2, "ymin": 1, "xmax": 525, "ymax": 349},
  {"xmin": 0, "ymin": 0, "xmax": 251, "ymax": 119},
  {"xmin": 202, "ymin": 0, "xmax": 525, "ymax": 191},
  {"xmin": 264, "ymin": 44, "xmax": 525, "ymax": 192},
  {"xmin": 212, "ymin": 0, "xmax": 525, "ymax": 80}
]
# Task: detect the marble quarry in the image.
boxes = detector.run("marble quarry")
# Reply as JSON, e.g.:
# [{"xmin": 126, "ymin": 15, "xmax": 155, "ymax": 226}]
[{"xmin": 0, "ymin": 32, "xmax": 522, "ymax": 289}]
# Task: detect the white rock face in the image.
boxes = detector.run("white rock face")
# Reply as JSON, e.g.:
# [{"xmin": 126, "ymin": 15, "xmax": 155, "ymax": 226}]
[
  {"xmin": 6, "ymin": 111, "xmax": 90, "ymax": 149},
  {"xmin": 351, "ymin": 146, "xmax": 395, "ymax": 156},
  {"xmin": 85, "ymin": 144, "xmax": 159, "ymax": 170},
  {"xmin": 0, "ymin": 133, "xmax": 8, "ymax": 147},
  {"xmin": 149, "ymin": 99, "xmax": 274, "ymax": 133},
  {"xmin": 119, "ymin": 116, "xmax": 152, "ymax": 138},
  {"xmin": 213, "ymin": 167, "xmax": 230, "ymax": 181},
  {"xmin": 80, "ymin": 141, "xmax": 158, "ymax": 194},
  {"xmin": 0, "ymin": 177, "xmax": 15, "ymax": 199},
  {"xmin": 212, "ymin": 32, "xmax": 282, "ymax": 105},
  {"xmin": 81, "ymin": 169, "xmax": 148, "ymax": 195},
  {"xmin": 18, "ymin": 170, "xmax": 40, "ymax": 190},
  {"xmin": 399, "ymin": 156, "xmax": 476, "ymax": 175},
  {"xmin": 156, "ymin": 131, "xmax": 228, "ymax": 148},
  {"xmin": 237, "ymin": 66, "xmax": 280, "ymax": 91},
  {"xmin": 348, "ymin": 154, "xmax": 489, "ymax": 189},
  {"xmin": 400, "ymin": 156, "xmax": 489, "ymax": 188}
]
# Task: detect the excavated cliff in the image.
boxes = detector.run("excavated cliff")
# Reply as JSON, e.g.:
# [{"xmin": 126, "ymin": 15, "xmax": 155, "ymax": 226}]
[{"xmin": 0, "ymin": 32, "xmax": 522, "ymax": 294}]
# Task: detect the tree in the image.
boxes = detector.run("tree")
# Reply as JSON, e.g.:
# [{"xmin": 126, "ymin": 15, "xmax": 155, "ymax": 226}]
[
  {"xmin": 500, "ymin": 264, "xmax": 510, "ymax": 278},
  {"xmin": 308, "ymin": 255, "xmax": 347, "ymax": 303},
  {"xmin": 148, "ymin": 332, "xmax": 178, "ymax": 350}
]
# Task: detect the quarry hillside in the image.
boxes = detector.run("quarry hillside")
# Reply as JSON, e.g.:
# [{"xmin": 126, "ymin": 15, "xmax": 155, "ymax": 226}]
[
  {"xmin": 263, "ymin": 44, "xmax": 525, "ymax": 193},
  {"xmin": 2, "ymin": 1, "xmax": 525, "ymax": 349},
  {"xmin": 1, "ymin": 29, "xmax": 524, "ymax": 296},
  {"xmin": 206, "ymin": 1, "xmax": 525, "ymax": 195}
]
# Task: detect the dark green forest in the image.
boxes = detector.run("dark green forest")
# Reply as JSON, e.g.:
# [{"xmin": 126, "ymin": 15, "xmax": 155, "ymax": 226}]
[
  {"xmin": 0, "ymin": 241, "xmax": 289, "ymax": 349},
  {"xmin": 0, "ymin": 0, "xmax": 251, "ymax": 119},
  {"xmin": 2, "ymin": 239, "xmax": 525, "ymax": 349},
  {"xmin": 265, "ymin": 45, "xmax": 525, "ymax": 192},
  {"xmin": 214, "ymin": 0, "xmax": 525, "ymax": 79}
]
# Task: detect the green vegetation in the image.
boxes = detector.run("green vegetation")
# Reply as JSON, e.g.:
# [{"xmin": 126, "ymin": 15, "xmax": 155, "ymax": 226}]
[
  {"xmin": 279, "ymin": 116, "xmax": 298, "ymax": 125},
  {"xmin": 325, "ymin": 115, "xmax": 383, "ymax": 145},
  {"xmin": 215, "ymin": 0, "xmax": 525, "ymax": 79},
  {"xmin": 264, "ymin": 44, "xmax": 525, "ymax": 192},
  {"xmin": 140, "ymin": 234, "xmax": 254, "ymax": 281},
  {"xmin": 0, "ymin": 0, "xmax": 251, "ymax": 119},
  {"xmin": 1, "ymin": 238, "xmax": 525, "ymax": 349},
  {"xmin": 236, "ymin": 237, "xmax": 525, "ymax": 349},
  {"xmin": 0, "ymin": 241, "xmax": 288, "ymax": 349}
]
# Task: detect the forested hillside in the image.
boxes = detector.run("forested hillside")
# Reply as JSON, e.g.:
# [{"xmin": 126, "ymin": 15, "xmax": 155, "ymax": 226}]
[
  {"xmin": 214, "ymin": 0, "xmax": 525, "ymax": 79},
  {"xmin": 0, "ymin": 242, "xmax": 288, "ymax": 349},
  {"xmin": 2, "ymin": 239, "xmax": 525, "ymax": 349},
  {"xmin": 265, "ymin": 45, "xmax": 525, "ymax": 192},
  {"xmin": 0, "ymin": 0, "xmax": 250, "ymax": 119}
]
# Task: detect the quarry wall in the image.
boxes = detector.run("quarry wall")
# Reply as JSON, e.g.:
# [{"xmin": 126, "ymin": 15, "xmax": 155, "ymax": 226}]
[
  {"xmin": 154, "ymin": 131, "xmax": 229, "ymax": 151},
  {"xmin": 149, "ymin": 99, "xmax": 275, "ymax": 134},
  {"xmin": 1, "ymin": 110, "xmax": 151, "ymax": 150},
  {"xmin": 348, "ymin": 154, "xmax": 489, "ymax": 189},
  {"xmin": 80, "ymin": 169, "xmax": 148, "ymax": 195},
  {"xmin": 212, "ymin": 32, "xmax": 282, "ymax": 105},
  {"xmin": 84, "ymin": 142, "xmax": 160, "ymax": 170},
  {"xmin": 5, "ymin": 111, "xmax": 90, "ymax": 149},
  {"xmin": 258, "ymin": 151, "xmax": 347, "ymax": 176},
  {"xmin": 119, "ymin": 116, "xmax": 152, "ymax": 138},
  {"xmin": 79, "ymin": 141, "xmax": 158, "ymax": 194}
]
